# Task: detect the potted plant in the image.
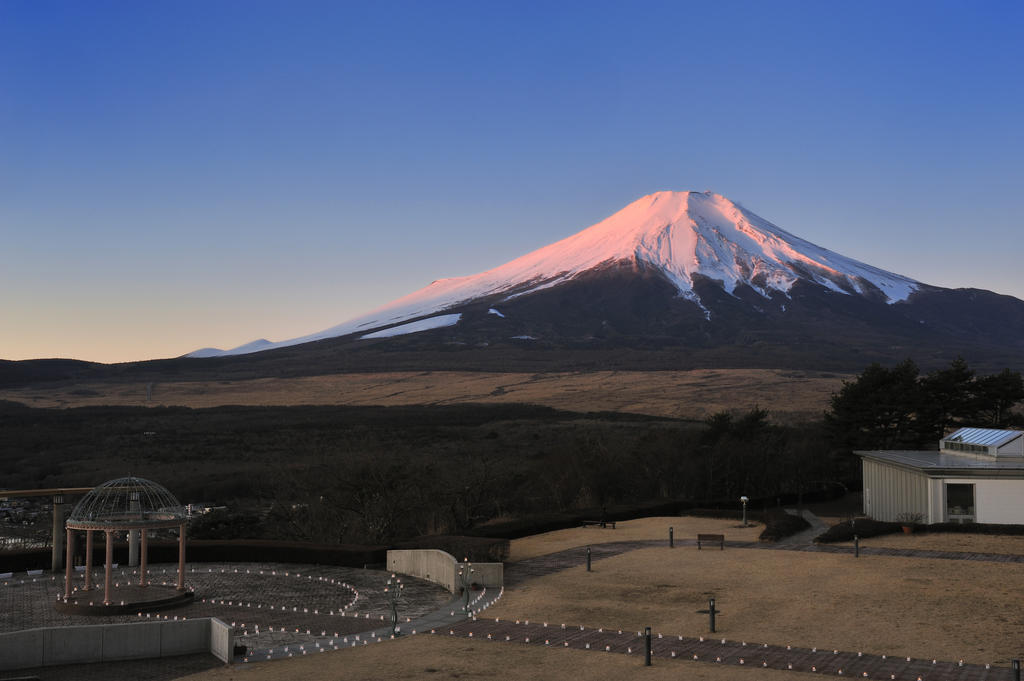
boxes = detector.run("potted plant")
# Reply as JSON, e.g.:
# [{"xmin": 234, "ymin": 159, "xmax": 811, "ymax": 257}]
[{"xmin": 896, "ymin": 512, "xmax": 924, "ymax": 534}]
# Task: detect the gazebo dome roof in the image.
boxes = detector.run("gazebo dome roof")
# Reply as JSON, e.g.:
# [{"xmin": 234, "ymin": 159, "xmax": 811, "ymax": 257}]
[{"xmin": 67, "ymin": 476, "xmax": 186, "ymax": 530}]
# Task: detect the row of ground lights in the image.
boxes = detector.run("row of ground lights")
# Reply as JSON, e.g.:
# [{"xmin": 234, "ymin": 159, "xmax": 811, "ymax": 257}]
[
  {"xmin": 133, "ymin": 566, "xmax": 360, "ymax": 632},
  {"xmin": 240, "ymin": 586, "xmax": 503, "ymax": 662},
  {"xmin": 441, "ymin": 618, "xmax": 1017, "ymax": 680}
]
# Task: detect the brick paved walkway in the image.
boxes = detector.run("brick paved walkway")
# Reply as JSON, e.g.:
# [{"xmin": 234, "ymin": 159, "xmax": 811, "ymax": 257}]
[{"xmin": 440, "ymin": 617, "xmax": 1014, "ymax": 680}]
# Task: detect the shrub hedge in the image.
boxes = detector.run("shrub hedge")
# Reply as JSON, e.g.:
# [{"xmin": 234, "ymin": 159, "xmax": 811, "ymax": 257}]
[
  {"xmin": 390, "ymin": 535, "xmax": 510, "ymax": 563},
  {"xmin": 1, "ymin": 540, "xmax": 386, "ymax": 572},
  {"xmin": 923, "ymin": 522, "xmax": 1024, "ymax": 535},
  {"xmin": 758, "ymin": 509, "xmax": 811, "ymax": 542},
  {"xmin": 818, "ymin": 518, "xmax": 1024, "ymax": 543},
  {"xmin": 815, "ymin": 518, "xmax": 903, "ymax": 543}
]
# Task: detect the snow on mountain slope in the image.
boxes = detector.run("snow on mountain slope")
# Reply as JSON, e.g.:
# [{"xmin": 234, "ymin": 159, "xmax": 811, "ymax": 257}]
[
  {"xmin": 188, "ymin": 191, "xmax": 922, "ymax": 357},
  {"xmin": 188, "ymin": 339, "xmax": 274, "ymax": 358},
  {"xmin": 358, "ymin": 313, "xmax": 462, "ymax": 339}
]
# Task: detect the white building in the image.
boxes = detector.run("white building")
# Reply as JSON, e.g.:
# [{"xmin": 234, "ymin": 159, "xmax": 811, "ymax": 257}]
[{"xmin": 857, "ymin": 427, "xmax": 1024, "ymax": 524}]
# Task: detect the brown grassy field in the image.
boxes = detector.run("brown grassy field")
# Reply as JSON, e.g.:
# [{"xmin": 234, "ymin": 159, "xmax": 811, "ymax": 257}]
[
  {"xmin": 0, "ymin": 368, "xmax": 846, "ymax": 419},
  {"xmin": 491, "ymin": 518, "xmax": 1024, "ymax": 664},
  {"xmin": 487, "ymin": 546, "xmax": 1024, "ymax": 664},
  {"xmin": 176, "ymin": 518, "xmax": 1024, "ymax": 681}
]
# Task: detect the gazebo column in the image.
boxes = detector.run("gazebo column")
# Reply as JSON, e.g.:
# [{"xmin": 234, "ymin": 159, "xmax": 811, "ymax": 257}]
[
  {"xmin": 83, "ymin": 530, "xmax": 94, "ymax": 591},
  {"xmin": 176, "ymin": 523, "xmax": 186, "ymax": 590},
  {"xmin": 51, "ymin": 494, "xmax": 65, "ymax": 573},
  {"xmin": 103, "ymin": 529, "xmax": 113, "ymax": 605},
  {"xmin": 139, "ymin": 529, "xmax": 149, "ymax": 586},
  {"xmin": 63, "ymin": 528, "xmax": 74, "ymax": 599},
  {"xmin": 128, "ymin": 492, "xmax": 141, "ymax": 566}
]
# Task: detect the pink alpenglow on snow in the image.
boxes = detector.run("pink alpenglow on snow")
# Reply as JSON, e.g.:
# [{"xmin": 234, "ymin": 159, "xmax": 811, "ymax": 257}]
[{"xmin": 188, "ymin": 191, "xmax": 921, "ymax": 357}]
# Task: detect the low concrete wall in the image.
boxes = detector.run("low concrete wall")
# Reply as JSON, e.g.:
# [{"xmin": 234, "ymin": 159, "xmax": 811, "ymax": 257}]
[
  {"xmin": 0, "ymin": 617, "xmax": 232, "ymax": 672},
  {"xmin": 158, "ymin": 618, "xmax": 209, "ymax": 658},
  {"xmin": 209, "ymin": 617, "xmax": 233, "ymax": 663},
  {"xmin": 100, "ymin": 621, "xmax": 161, "ymax": 661},
  {"xmin": 387, "ymin": 549, "xmax": 502, "ymax": 592},
  {"xmin": 0, "ymin": 628, "xmax": 44, "ymax": 671}
]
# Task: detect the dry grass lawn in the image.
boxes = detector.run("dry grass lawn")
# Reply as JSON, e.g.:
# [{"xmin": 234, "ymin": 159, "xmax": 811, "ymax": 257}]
[
  {"xmin": 175, "ymin": 632, "xmax": 809, "ymax": 681},
  {"xmin": 838, "ymin": 531, "xmax": 1024, "ymax": 556},
  {"xmin": 487, "ymin": 546, "xmax": 1024, "ymax": 665},
  {"xmin": 506, "ymin": 516, "xmax": 764, "ymax": 562},
  {"xmin": 1, "ymin": 368, "xmax": 845, "ymax": 420}
]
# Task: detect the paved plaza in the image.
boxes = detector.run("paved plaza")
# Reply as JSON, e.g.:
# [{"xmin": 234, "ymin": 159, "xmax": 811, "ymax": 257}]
[{"xmin": 0, "ymin": 560, "xmax": 453, "ymax": 679}]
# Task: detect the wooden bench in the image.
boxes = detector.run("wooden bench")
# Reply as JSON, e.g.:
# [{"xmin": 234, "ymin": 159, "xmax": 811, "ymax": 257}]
[
  {"xmin": 582, "ymin": 520, "xmax": 616, "ymax": 529},
  {"xmin": 697, "ymin": 533, "xmax": 724, "ymax": 550}
]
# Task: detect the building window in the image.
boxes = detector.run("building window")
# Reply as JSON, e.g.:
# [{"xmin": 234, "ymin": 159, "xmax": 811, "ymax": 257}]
[
  {"xmin": 945, "ymin": 483, "xmax": 975, "ymax": 523},
  {"xmin": 942, "ymin": 441, "xmax": 988, "ymax": 455}
]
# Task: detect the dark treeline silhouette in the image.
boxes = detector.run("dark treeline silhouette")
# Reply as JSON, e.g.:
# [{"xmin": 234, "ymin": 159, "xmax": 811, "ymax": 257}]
[
  {"xmin": 3, "ymin": 357, "xmax": 1020, "ymax": 546},
  {"xmin": 824, "ymin": 357, "xmax": 1024, "ymax": 450}
]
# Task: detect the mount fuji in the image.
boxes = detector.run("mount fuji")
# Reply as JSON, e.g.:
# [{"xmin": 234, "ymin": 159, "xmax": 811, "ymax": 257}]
[
  {"xmin": 190, "ymin": 191, "xmax": 932, "ymax": 357},
  {"xmin": 154, "ymin": 188, "xmax": 1024, "ymax": 376}
]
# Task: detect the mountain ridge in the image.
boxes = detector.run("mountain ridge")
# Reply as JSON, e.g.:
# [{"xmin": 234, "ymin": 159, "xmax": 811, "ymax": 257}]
[{"xmin": 191, "ymin": 191, "xmax": 923, "ymax": 357}]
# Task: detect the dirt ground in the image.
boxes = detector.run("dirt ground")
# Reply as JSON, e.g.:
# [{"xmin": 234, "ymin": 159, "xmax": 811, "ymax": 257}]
[
  {"xmin": 175, "ymin": 633, "xmax": 808, "ymax": 681},
  {"xmin": 1, "ymin": 368, "xmax": 845, "ymax": 420},
  {"xmin": 507, "ymin": 516, "xmax": 764, "ymax": 561}
]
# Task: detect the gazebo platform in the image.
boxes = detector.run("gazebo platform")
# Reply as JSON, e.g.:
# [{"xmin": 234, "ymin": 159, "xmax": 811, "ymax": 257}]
[{"xmin": 56, "ymin": 584, "xmax": 194, "ymax": 615}]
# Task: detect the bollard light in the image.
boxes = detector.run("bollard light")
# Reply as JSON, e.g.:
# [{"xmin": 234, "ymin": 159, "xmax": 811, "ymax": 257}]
[{"xmin": 740, "ymin": 496, "xmax": 749, "ymax": 526}]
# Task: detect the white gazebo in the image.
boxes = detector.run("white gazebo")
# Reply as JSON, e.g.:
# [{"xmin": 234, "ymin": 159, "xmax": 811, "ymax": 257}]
[{"xmin": 62, "ymin": 476, "xmax": 188, "ymax": 607}]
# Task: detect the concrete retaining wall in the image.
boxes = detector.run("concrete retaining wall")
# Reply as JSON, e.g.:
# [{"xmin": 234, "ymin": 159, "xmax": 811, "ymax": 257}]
[
  {"xmin": 0, "ymin": 617, "xmax": 232, "ymax": 672},
  {"xmin": 387, "ymin": 549, "xmax": 502, "ymax": 592},
  {"xmin": 209, "ymin": 617, "xmax": 233, "ymax": 663}
]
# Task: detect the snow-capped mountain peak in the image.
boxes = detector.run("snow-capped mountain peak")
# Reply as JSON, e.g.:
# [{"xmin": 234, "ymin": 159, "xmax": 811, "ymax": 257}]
[{"xmin": 188, "ymin": 191, "xmax": 922, "ymax": 357}]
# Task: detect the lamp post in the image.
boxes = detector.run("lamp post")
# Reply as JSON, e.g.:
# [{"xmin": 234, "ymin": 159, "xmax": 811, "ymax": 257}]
[
  {"xmin": 696, "ymin": 597, "xmax": 720, "ymax": 633},
  {"xmin": 740, "ymin": 496, "xmax": 749, "ymax": 527},
  {"xmin": 457, "ymin": 558, "xmax": 474, "ymax": 613},
  {"xmin": 384, "ymin": 573, "xmax": 404, "ymax": 637}
]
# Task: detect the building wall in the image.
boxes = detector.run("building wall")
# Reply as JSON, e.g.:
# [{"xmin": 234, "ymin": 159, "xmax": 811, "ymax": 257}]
[
  {"xmin": 996, "ymin": 436, "xmax": 1024, "ymax": 457},
  {"xmin": 862, "ymin": 458, "xmax": 929, "ymax": 522},
  {"xmin": 940, "ymin": 478, "xmax": 1024, "ymax": 524},
  {"xmin": 927, "ymin": 478, "xmax": 944, "ymax": 524}
]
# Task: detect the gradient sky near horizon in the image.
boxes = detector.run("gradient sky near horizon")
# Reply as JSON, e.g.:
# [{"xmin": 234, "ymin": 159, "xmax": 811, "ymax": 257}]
[{"xmin": 2, "ymin": 1, "xmax": 1023, "ymax": 364}]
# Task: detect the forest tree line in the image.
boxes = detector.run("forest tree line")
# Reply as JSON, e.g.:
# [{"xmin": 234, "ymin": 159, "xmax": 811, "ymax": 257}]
[{"xmin": 2, "ymin": 357, "xmax": 1021, "ymax": 546}]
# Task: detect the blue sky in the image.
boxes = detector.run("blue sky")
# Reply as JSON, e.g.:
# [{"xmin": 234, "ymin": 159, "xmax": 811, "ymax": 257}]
[{"xmin": 2, "ymin": 1, "xmax": 1022, "ymax": 363}]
